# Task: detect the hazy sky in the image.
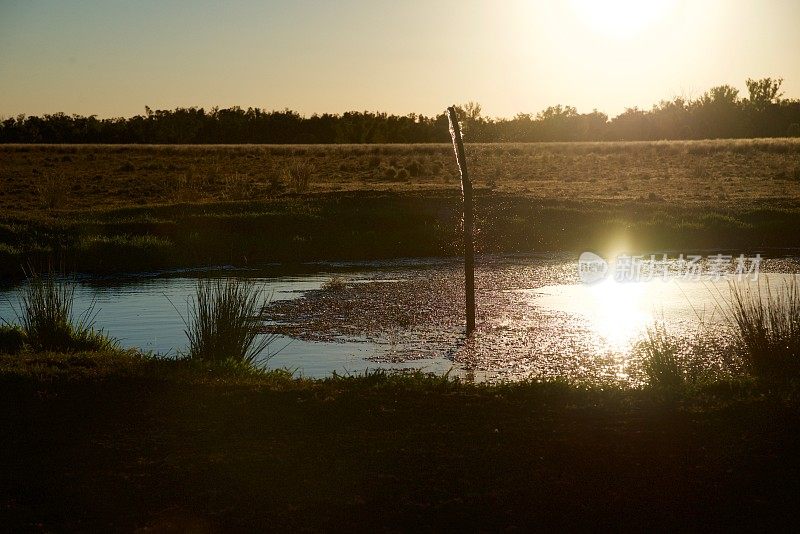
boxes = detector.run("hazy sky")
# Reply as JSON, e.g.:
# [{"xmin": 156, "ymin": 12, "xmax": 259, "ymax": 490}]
[{"xmin": 1, "ymin": 0, "xmax": 798, "ymax": 119}]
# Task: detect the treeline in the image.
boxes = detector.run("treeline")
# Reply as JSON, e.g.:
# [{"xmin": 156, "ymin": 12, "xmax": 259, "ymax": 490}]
[{"xmin": 2, "ymin": 78, "xmax": 799, "ymax": 144}]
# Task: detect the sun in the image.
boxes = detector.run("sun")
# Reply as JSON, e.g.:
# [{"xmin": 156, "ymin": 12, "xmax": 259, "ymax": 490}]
[{"xmin": 568, "ymin": 0, "xmax": 676, "ymax": 39}]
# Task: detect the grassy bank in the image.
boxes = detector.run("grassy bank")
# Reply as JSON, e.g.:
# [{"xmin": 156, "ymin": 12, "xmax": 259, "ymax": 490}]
[
  {"xmin": 2, "ymin": 140, "xmax": 800, "ymax": 276},
  {"xmin": 1, "ymin": 350, "xmax": 799, "ymax": 531},
  {"xmin": 3, "ymin": 192, "xmax": 800, "ymax": 278}
]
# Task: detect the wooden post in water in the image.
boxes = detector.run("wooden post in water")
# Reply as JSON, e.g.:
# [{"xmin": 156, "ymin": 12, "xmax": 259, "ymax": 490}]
[{"xmin": 447, "ymin": 106, "xmax": 476, "ymax": 335}]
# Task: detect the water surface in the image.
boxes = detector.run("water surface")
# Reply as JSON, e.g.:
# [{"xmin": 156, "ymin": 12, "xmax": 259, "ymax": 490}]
[{"xmin": 2, "ymin": 254, "xmax": 798, "ymax": 382}]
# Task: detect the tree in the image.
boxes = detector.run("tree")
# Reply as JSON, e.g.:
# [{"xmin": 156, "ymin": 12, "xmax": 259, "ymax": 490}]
[
  {"xmin": 698, "ymin": 85, "xmax": 740, "ymax": 106},
  {"xmin": 745, "ymin": 77, "xmax": 784, "ymax": 110},
  {"xmin": 693, "ymin": 85, "xmax": 743, "ymax": 138}
]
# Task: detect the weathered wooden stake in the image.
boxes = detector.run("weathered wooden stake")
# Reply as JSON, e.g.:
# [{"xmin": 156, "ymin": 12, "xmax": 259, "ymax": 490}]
[{"xmin": 447, "ymin": 106, "xmax": 476, "ymax": 335}]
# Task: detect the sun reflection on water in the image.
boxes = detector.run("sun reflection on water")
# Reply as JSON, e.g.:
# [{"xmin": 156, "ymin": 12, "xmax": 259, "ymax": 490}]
[{"xmin": 584, "ymin": 278, "xmax": 653, "ymax": 350}]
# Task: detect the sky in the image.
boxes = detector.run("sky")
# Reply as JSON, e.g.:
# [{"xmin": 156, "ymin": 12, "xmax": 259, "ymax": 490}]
[{"xmin": 1, "ymin": 0, "xmax": 799, "ymax": 120}]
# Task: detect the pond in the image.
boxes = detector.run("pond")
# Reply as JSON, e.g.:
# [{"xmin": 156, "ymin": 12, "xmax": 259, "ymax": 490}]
[{"xmin": 1, "ymin": 254, "xmax": 798, "ymax": 383}]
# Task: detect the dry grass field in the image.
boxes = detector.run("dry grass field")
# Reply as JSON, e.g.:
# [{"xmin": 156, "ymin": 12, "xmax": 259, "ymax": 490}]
[
  {"xmin": 1, "ymin": 140, "xmax": 800, "ymax": 276},
  {"xmin": 2, "ymin": 139, "xmax": 800, "ymax": 213}
]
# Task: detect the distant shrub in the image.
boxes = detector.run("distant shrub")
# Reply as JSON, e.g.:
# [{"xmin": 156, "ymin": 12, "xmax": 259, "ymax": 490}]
[
  {"xmin": 322, "ymin": 276, "xmax": 347, "ymax": 291},
  {"xmin": 36, "ymin": 173, "xmax": 69, "ymax": 210},
  {"xmin": 223, "ymin": 172, "xmax": 254, "ymax": 200},
  {"xmin": 396, "ymin": 168, "xmax": 410, "ymax": 181},
  {"xmin": 383, "ymin": 166, "xmax": 398, "ymax": 180},
  {"xmin": 282, "ymin": 162, "xmax": 314, "ymax": 193},
  {"xmin": 72, "ymin": 234, "xmax": 172, "ymax": 272},
  {"xmin": 788, "ymin": 123, "xmax": 800, "ymax": 137},
  {"xmin": 116, "ymin": 161, "xmax": 135, "ymax": 172},
  {"xmin": 406, "ymin": 159, "xmax": 422, "ymax": 177}
]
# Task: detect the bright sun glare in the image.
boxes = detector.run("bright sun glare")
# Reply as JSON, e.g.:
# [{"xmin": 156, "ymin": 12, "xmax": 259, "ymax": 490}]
[
  {"xmin": 587, "ymin": 278, "xmax": 652, "ymax": 349},
  {"xmin": 568, "ymin": 0, "xmax": 676, "ymax": 38}
]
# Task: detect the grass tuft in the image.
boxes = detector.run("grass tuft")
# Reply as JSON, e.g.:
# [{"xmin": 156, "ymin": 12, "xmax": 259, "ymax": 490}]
[
  {"xmin": 727, "ymin": 277, "xmax": 800, "ymax": 381},
  {"xmin": 636, "ymin": 323, "xmax": 686, "ymax": 390},
  {"xmin": 182, "ymin": 278, "xmax": 277, "ymax": 366},
  {"xmin": 282, "ymin": 162, "xmax": 314, "ymax": 193},
  {"xmin": 321, "ymin": 275, "xmax": 347, "ymax": 291},
  {"xmin": 15, "ymin": 273, "xmax": 115, "ymax": 352},
  {"xmin": 0, "ymin": 324, "xmax": 26, "ymax": 354},
  {"xmin": 35, "ymin": 173, "xmax": 69, "ymax": 210}
]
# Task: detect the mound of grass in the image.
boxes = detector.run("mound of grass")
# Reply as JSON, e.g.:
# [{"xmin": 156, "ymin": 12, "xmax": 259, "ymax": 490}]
[
  {"xmin": 281, "ymin": 161, "xmax": 314, "ymax": 192},
  {"xmin": 15, "ymin": 273, "xmax": 115, "ymax": 352},
  {"xmin": 321, "ymin": 275, "xmax": 347, "ymax": 291},
  {"xmin": 182, "ymin": 277, "xmax": 277, "ymax": 365},
  {"xmin": 637, "ymin": 323, "xmax": 686, "ymax": 390},
  {"xmin": 633, "ymin": 322, "xmax": 731, "ymax": 392},
  {"xmin": 0, "ymin": 324, "xmax": 25, "ymax": 354},
  {"xmin": 727, "ymin": 278, "xmax": 800, "ymax": 381}
]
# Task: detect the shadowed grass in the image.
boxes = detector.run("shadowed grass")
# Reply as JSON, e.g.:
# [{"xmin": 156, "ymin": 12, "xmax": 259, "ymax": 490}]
[
  {"xmin": 282, "ymin": 161, "xmax": 314, "ymax": 192},
  {"xmin": 637, "ymin": 277, "xmax": 800, "ymax": 388},
  {"xmin": 14, "ymin": 273, "xmax": 115, "ymax": 352},
  {"xmin": 637, "ymin": 323, "xmax": 685, "ymax": 390},
  {"xmin": 0, "ymin": 324, "xmax": 25, "ymax": 354},
  {"xmin": 728, "ymin": 277, "xmax": 800, "ymax": 380},
  {"xmin": 634, "ymin": 320, "xmax": 737, "ymax": 392},
  {"xmin": 181, "ymin": 277, "xmax": 277, "ymax": 365},
  {"xmin": 2, "ymin": 348, "xmax": 798, "ymax": 531}
]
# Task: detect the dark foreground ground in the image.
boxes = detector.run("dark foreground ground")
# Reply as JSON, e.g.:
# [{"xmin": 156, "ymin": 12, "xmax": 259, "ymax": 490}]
[{"xmin": 2, "ymin": 352, "xmax": 800, "ymax": 531}]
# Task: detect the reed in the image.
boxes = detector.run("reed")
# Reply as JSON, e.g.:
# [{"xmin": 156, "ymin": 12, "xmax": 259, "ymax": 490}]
[
  {"xmin": 16, "ymin": 273, "xmax": 114, "ymax": 352},
  {"xmin": 183, "ymin": 278, "xmax": 277, "ymax": 365},
  {"xmin": 727, "ymin": 277, "xmax": 800, "ymax": 380},
  {"xmin": 636, "ymin": 322, "xmax": 685, "ymax": 390}
]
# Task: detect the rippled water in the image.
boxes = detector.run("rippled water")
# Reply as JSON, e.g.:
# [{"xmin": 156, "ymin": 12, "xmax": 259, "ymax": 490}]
[{"xmin": 1, "ymin": 254, "xmax": 798, "ymax": 382}]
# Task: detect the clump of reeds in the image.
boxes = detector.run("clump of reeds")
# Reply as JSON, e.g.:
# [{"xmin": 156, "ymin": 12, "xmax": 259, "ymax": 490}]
[
  {"xmin": 183, "ymin": 278, "xmax": 276, "ymax": 365},
  {"xmin": 636, "ymin": 323, "xmax": 685, "ymax": 390},
  {"xmin": 15, "ymin": 273, "xmax": 114, "ymax": 352},
  {"xmin": 727, "ymin": 277, "xmax": 800, "ymax": 380},
  {"xmin": 634, "ymin": 319, "xmax": 728, "ymax": 391}
]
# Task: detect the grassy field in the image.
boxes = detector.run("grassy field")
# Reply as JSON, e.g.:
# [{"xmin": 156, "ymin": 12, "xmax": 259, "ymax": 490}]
[
  {"xmin": 2, "ymin": 350, "xmax": 800, "ymax": 531},
  {"xmin": 2, "ymin": 140, "xmax": 800, "ymax": 276}
]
